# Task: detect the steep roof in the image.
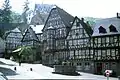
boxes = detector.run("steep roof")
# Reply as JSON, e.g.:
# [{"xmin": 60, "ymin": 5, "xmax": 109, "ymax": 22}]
[
  {"xmin": 22, "ymin": 26, "xmax": 39, "ymax": 41},
  {"xmin": 4, "ymin": 27, "xmax": 23, "ymax": 39},
  {"xmin": 43, "ymin": 6, "xmax": 74, "ymax": 31},
  {"xmin": 34, "ymin": 4, "xmax": 54, "ymax": 13},
  {"xmin": 92, "ymin": 17, "xmax": 120, "ymax": 36},
  {"xmin": 56, "ymin": 6, "xmax": 74, "ymax": 28},
  {"xmin": 30, "ymin": 13, "xmax": 48, "ymax": 25},
  {"xmin": 30, "ymin": 4, "xmax": 54, "ymax": 25},
  {"xmin": 69, "ymin": 16, "xmax": 93, "ymax": 37}
]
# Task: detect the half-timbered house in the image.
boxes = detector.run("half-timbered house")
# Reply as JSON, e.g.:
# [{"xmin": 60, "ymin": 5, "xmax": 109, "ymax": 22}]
[
  {"xmin": 21, "ymin": 26, "xmax": 40, "ymax": 62},
  {"xmin": 42, "ymin": 6, "xmax": 74, "ymax": 66},
  {"xmin": 92, "ymin": 15, "xmax": 120, "ymax": 75},
  {"xmin": 22, "ymin": 26, "xmax": 39, "ymax": 47},
  {"xmin": 5, "ymin": 27, "xmax": 23, "ymax": 58},
  {"xmin": 66, "ymin": 16, "xmax": 94, "ymax": 73},
  {"xmin": 31, "ymin": 25, "xmax": 44, "ymax": 62}
]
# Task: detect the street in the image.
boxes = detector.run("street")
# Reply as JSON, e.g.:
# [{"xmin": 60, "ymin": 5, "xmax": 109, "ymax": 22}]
[{"xmin": 0, "ymin": 58, "xmax": 118, "ymax": 80}]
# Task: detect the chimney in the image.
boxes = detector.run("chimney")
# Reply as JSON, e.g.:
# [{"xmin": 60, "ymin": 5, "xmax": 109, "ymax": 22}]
[
  {"xmin": 81, "ymin": 18, "xmax": 84, "ymax": 22},
  {"xmin": 117, "ymin": 13, "xmax": 120, "ymax": 18}
]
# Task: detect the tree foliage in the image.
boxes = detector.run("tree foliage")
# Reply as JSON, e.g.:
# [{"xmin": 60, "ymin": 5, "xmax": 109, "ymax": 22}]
[
  {"xmin": 1, "ymin": 0, "xmax": 12, "ymax": 23},
  {"xmin": 12, "ymin": 46, "xmax": 34, "ymax": 66},
  {"xmin": 22, "ymin": 0, "xmax": 30, "ymax": 24},
  {"xmin": 11, "ymin": 12, "xmax": 22, "ymax": 23},
  {"xmin": 84, "ymin": 17, "xmax": 100, "ymax": 29}
]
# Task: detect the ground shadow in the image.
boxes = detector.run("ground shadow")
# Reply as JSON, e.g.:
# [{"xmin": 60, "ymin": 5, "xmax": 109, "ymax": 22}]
[
  {"xmin": 52, "ymin": 72, "xmax": 81, "ymax": 76},
  {"xmin": 0, "ymin": 61, "xmax": 6, "ymax": 65},
  {"xmin": 0, "ymin": 61, "xmax": 17, "ymax": 66},
  {"xmin": 0, "ymin": 67, "xmax": 18, "ymax": 76}
]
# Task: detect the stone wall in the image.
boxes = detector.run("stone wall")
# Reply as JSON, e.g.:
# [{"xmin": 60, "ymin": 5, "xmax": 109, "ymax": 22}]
[{"xmin": 54, "ymin": 65, "xmax": 76, "ymax": 73}]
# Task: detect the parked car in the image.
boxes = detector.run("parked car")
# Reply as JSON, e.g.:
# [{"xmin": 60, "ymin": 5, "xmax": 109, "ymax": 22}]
[
  {"xmin": 0, "ymin": 72, "xmax": 8, "ymax": 80},
  {"xmin": 104, "ymin": 70, "xmax": 116, "ymax": 77}
]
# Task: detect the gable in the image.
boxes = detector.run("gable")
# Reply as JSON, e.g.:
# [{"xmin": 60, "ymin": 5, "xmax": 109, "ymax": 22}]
[
  {"xmin": 99, "ymin": 26, "xmax": 107, "ymax": 33},
  {"xmin": 22, "ymin": 27, "xmax": 38, "ymax": 41},
  {"xmin": 44, "ymin": 8, "xmax": 65, "ymax": 31},
  {"xmin": 67, "ymin": 17, "xmax": 89, "ymax": 40},
  {"xmin": 109, "ymin": 24, "xmax": 118, "ymax": 32},
  {"xmin": 43, "ymin": 6, "xmax": 74, "ymax": 31},
  {"xmin": 5, "ymin": 28, "xmax": 23, "ymax": 40}
]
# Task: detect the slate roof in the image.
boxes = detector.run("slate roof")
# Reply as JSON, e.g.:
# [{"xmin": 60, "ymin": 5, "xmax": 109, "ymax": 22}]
[
  {"xmin": 43, "ymin": 6, "xmax": 74, "ymax": 31},
  {"xmin": 92, "ymin": 17, "xmax": 120, "ymax": 36},
  {"xmin": 30, "ymin": 4, "xmax": 54, "ymax": 25},
  {"xmin": 34, "ymin": 4, "xmax": 54, "ymax": 13},
  {"xmin": 30, "ymin": 13, "xmax": 48, "ymax": 25},
  {"xmin": 55, "ymin": 6, "xmax": 74, "ymax": 28}
]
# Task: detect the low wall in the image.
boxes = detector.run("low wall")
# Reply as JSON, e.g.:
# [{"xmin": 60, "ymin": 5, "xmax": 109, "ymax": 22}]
[{"xmin": 54, "ymin": 65, "xmax": 76, "ymax": 73}]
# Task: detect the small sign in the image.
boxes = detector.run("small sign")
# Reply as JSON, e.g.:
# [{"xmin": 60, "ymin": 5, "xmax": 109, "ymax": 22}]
[
  {"xmin": 106, "ymin": 72, "xmax": 110, "ymax": 77},
  {"xmin": 106, "ymin": 70, "xmax": 110, "ymax": 76},
  {"xmin": 105, "ymin": 70, "xmax": 110, "ymax": 80}
]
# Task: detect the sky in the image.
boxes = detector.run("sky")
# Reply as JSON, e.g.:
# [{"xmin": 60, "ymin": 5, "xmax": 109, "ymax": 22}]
[{"xmin": 0, "ymin": 0, "xmax": 120, "ymax": 18}]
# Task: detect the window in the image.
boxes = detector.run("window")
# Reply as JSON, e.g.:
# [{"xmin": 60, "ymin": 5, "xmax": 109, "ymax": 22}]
[
  {"xmin": 76, "ymin": 33, "xmax": 79, "ymax": 36},
  {"xmin": 76, "ymin": 22, "xmax": 80, "ymax": 27},
  {"xmin": 77, "ymin": 63, "xmax": 81, "ymax": 66},
  {"xmin": 109, "ymin": 24, "xmax": 118, "ymax": 32},
  {"xmin": 85, "ymin": 62, "xmax": 90, "ymax": 66},
  {"xmin": 98, "ymin": 26, "xmax": 107, "ymax": 33}
]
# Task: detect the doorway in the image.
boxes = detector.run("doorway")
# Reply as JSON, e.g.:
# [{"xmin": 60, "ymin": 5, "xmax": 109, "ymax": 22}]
[{"xmin": 96, "ymin": 63, "xmax": 103, "ymax": 74}]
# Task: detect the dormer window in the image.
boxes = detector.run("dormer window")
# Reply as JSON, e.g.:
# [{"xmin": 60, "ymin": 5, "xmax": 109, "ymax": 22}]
[
  {"xmin": 109, "ymin": 24, "xmax": 118, "ymax": 32},
  {"xmin": 98, "ymin": 26, "xmax": 107, "ymax": 33}
]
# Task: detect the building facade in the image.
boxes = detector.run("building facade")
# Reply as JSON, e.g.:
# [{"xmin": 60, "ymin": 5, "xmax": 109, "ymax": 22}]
[
  {"xmin": 66, "ymin": 17, "xmax": 94, "ymax": 73},
  {"xmin": 21, "ymin": 26, "xmax": 41, "ymax": 62},
  {"xmin": 22, "ymin": 27, "xmax": 39, "ymax": 47},
  {"xmin": 92, "ymin": 17, "xmax": 120, "ymax": 75},
  {"xmin": 5, "ymin": 28, "xmax": 23, "ymax": 58},
  {"xmin": 42, "ymin": 6, "xmax": 120, "ymax": 76},
  {"xmin": 42, "ymin": 6, "xmax": 74, "ymax": 66}
]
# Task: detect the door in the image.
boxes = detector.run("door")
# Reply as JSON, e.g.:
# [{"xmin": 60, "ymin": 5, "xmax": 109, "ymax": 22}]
[{"xmin": 96, "ymin": 63, "xmax": 102, "ymax": 74}]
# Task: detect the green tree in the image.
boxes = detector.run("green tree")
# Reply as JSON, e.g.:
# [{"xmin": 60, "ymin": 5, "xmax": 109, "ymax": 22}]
[
  {"xmin": 13, "ymin": 46, "xmax": 33, "ymax": 66},
  {"xmin": 1, "ymin": 0, "xmax": 12, "ymax": 23},
  {"xmin": 11, "ymin": 12, "xmax": 22, "ymax": 23},
  {"xmin": 0, "ymin": 0, "xmax": 12, "ymax": 38},
  {"xmin": 22, "ymin": 0, "xmax": 29, "ymax": 24},
  {"xmin": 0, "ymin": 28, "xmax": 4, "ymax": 39}
]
